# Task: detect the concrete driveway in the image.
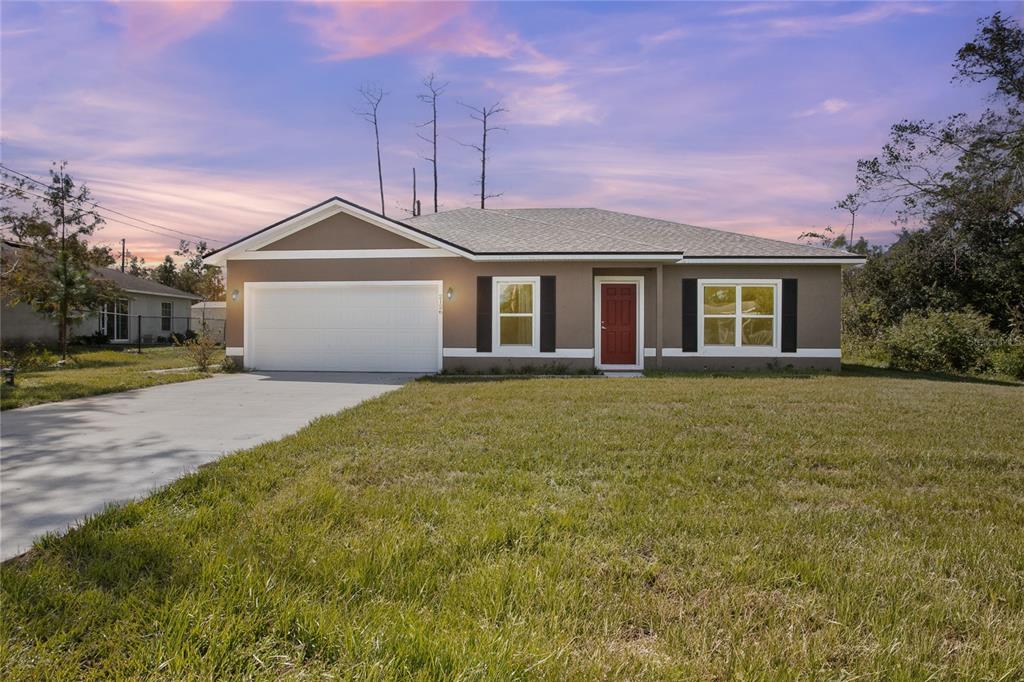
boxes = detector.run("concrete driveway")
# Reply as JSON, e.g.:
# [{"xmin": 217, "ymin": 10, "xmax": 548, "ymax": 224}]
[{"xmin": 0, "ymin": 372, "xmax": 415, "ymax": 560}]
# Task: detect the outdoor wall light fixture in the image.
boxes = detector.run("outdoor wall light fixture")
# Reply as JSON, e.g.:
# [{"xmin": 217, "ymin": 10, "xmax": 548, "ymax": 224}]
[
  {"xmin": 446, "ymin": 287, "xmax": 455, "ymax": 302},
  {"xmin": 231, "ymin": 289, "xmax": 240, "ymax": 302}
]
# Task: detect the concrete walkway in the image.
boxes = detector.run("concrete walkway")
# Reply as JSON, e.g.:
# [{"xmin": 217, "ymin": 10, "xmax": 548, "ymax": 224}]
[{"xmin": 0, "ymin": 372, "xmax": 415, "ymax": 560}]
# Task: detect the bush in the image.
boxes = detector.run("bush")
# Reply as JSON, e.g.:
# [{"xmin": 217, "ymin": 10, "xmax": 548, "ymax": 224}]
[
  {"xmin": 989, "ymin": 338, "xmax": 1024, "ymax": 379},
  {"xmin": 170, "ymin": 330, "xmax": 198, "ymax": 345},
  {"xmin": 220, "ymin": 356, "xmax": 243, "ymax": 373},
  {"xmin": 2, "ymin": 343, "xmax": 60, "ymax": 371},
  {"xmin": 176, "ymin": 333, "xmax": 218, "ymax": 372},
  {"xmin": 72, "ymin": 331, "xmax": 109, "ymax": 346},
  {"xmin": 882, "ymin": 309, "xmax": 998, "ymax": 373}
]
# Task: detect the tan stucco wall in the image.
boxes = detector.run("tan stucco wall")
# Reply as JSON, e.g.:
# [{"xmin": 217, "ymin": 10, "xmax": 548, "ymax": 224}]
[
  {"xmin": 660, "ymin": 264, "xmax": 842, "ymax": 349},
  {"xmin": 258, "ymin": 212, "xmax": 429, "ymax": 251},
  {"xmin": 226, "ymin": 258, "xmax": 600, "ymax": 349},
  {"xmin": 224, "ymin": 259, "xmax": 843, "ymax": 357}
]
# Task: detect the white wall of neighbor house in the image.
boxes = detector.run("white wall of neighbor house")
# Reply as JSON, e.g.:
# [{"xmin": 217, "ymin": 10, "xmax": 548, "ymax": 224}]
[
  {"xmin": 81, "ymin": 294, "xmax": 195, "ymax": 343},
  {"xmin": 190, "ymin": 301, "xmax": 226, "ymax": 344},
  {"xmin": 2, "ymin": 293, "xmax": 198, "ymax": 345}
]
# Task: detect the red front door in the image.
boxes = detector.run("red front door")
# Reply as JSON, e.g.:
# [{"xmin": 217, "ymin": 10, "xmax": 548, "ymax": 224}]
[{"xmin": 600, "ymin": 283, "xmax": 637, "ymax": 365}]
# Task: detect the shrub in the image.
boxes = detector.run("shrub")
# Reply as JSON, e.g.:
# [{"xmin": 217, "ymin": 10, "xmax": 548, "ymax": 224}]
[
  {"xmin": 170, "ymin": 330, "xmax": 198, "ymax": 345},
  {"xmin": 220, "ymin": 355, "xmax": 243, "ymax": 373},
  {"xmin": 2, "ymin": 343, "xmax": 60, "ymax": 371},
  {"xmin": 989, "ymin": 337, "xmax": 1024, "ymax": 379},
  {"xmin": 177, "ymin": 333, "xmax": 218, "ymax": 372},
  {"xmin": 72, "ymin": 331, "xmax": 109, "ymax": 346},
  {"xmin": 883, "ymin": 309, "xmax": 998, "ymax": 373}
]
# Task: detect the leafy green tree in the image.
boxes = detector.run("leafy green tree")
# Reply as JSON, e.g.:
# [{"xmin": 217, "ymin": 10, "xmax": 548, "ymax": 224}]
[
  {"xmin": 849, "ymin": 12, "xmax": 1024, "ymax": 332},
  {"xmin": 1, "ymin": 162, "xmax": 121, "ymax": 358},
  {"xmin": 151, "ymin": 254, "xmax": 178, "ymax": 288},
  {"xmin": 174, "ymin": 240, "xmax": 224, "ymax": 301}
]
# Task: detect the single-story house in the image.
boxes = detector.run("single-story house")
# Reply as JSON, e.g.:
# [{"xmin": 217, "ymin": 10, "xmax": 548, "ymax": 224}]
[
  {"xmin": 1, "ymin": 241, "xmax": 200, "ymax": 346},
  {"xmin": 203, "ymin": 197, "xmax": 865, "ymax": 373}
]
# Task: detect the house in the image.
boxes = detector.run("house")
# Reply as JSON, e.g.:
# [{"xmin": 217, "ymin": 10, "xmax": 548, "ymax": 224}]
[
  {"xmin": 203, "ymin": 197, "xmax": 865, "ymax": 373},
  {"xmin": 1, "ymin": 241, "xmax": 200, "ymax": 346}
]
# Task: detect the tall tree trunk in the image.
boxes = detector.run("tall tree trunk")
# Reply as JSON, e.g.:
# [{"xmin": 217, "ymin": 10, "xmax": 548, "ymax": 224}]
[
  {"xmin": 431, "ymin": 97, "xmax": 439, "ymax": 212},
  {"xmin": 59, "ymin": 299, "xmax": 68, "ymax": 360},
  {"xmin": 480, "ymin": 123, "xmax": 487, "ymax": 209},
  {"xmin": 374, "ymin": 119, "xmax": 384, "ymax": 216}
]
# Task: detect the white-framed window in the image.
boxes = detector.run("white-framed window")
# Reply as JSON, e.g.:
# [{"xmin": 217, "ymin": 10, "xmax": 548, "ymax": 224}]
[
  {"xmin": 101, "ymin": 299, "xmax": 130, "ymax": 341},
  {"xmin": 161, "ymin": 301, "xmax": 173, "ymax": 331},
  {"xmin": 699, "ymin": 280, "xmax": 780, "ymax": 353},
  {"xmin": 492, "ymin": 276, "xmax": 540, "ymax": 351}
]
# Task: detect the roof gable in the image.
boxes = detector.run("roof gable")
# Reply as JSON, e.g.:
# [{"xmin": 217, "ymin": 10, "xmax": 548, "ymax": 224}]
[
  {"xmin": 204, "ymin": 197, "xmax": 469, "ymax": 265},
  {"xmin": 258, "ymin": 211, "xmax": 430, "ymax": 251}
]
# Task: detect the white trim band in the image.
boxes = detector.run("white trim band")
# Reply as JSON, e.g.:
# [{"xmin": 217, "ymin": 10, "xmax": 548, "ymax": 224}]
[
  {"xmin": 443, "ymin": 348, "xmax": 594, "ymax": 359},
  {"xmin": 229, "ymin": 249, "xmax": 457, "ymax": 260},
  {"xmin": 661, "ymin": 347, "xmax": 841, "ymax": 358},
  {"xmin": 680, "ymin": 257, "xmax": 865, "ymax": 265},
  {"xmin": 226, "ymin": 347, "xmax": 243, "ymax": 355}
]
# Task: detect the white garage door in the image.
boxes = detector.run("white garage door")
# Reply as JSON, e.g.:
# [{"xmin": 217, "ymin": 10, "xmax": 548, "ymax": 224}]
[{"xmin": 247, "ymin": 282, "xmax": 440, "ymax": 372}]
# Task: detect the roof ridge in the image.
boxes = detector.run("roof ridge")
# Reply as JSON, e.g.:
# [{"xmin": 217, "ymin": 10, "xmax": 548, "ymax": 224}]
[
  {"xmin": 484, "ymin": 208, "xmax": 676, "ymax": 253},
  {"xmin": 589, "ymin": 208, "xmax": 848, "ymax": 257}
]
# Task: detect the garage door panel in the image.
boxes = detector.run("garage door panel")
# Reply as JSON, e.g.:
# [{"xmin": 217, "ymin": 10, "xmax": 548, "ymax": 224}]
[{"xmin": 248, "ymin": 284, "xmax": 440, "ymax": 372}]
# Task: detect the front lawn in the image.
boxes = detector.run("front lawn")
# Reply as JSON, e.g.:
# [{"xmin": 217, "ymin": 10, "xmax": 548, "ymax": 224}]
[
  {"xmin": 2, "ymin": 371, "xmax": 1022, "ymax": 678},
  {"xmin": 0, "ymin": 346, "xmax": 224, "ymax": 410}
]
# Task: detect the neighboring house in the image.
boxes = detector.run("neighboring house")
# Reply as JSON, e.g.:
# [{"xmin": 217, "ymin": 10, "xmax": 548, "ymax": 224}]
[
  {"xmin": 1, "ymin": 241, "xmax": 200, "ymax": 346},
  {"xmin": 190, "ymin": 301, "xmax": 226, "ymax": 343},
  {"xmin": 204, "ymin": 197, "xmax": 865, "ymax": 373}
]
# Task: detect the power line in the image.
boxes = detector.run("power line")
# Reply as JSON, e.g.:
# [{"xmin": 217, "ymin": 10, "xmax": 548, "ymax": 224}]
[
  {"xmin": 0, "ymin": 163, "xmax": 225, "ymax": 243},
  {"xmin": 0, "ymin": 182, "xmax": 217, "ymax": 244}
]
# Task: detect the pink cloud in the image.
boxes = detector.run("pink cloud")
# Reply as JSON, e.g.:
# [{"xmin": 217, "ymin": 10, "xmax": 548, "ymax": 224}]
[
  {"xmin": 762, "ymin": 3, "xmax": 938, "ymax": 37},
  {"xmin": 110, "ymin": 1, "xmax": 231, "ymax": 54},
  {"xmin": 293, "ymin": 1, "xmax": 516, "ymax": 61}
]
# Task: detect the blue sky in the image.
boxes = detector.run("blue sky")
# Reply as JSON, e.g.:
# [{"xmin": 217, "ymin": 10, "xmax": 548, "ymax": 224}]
[{"xmin": 0, "ymin": 1, "xmax": 1012, "ymax": 260}]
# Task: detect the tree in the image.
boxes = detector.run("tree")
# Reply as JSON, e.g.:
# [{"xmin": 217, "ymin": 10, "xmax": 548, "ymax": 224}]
[
  {"xmin": 174, "ymin": 240, "xmax": 224, "ymax": 301},
  {"xmin": 0, "ymin": 162, "xmax": 121, "ymax": 358},
  {"xmin": 459, "ymin": 100, "xmax": 507, "ymax": 208},
  {"xmin": 417, "ymin": 73, "xmax": 448, "ymax": 213},
  {"xmin": 835, "ymin": 192, "xmax": 865, "ymax": 244},
  {"xmin": 355, "ymin": 83, "xmax": 387, "ymax": 215},
  {"xmin": 124, "ymin": 251, "xmax": 147, "ymax": 277},
  {"xmin": 845, "ymin": 12, "xmax": 1024, "ymax": 332},
  {"xmin": 151, "ymin": 254, "xmax": 178, "ymax": 288}
]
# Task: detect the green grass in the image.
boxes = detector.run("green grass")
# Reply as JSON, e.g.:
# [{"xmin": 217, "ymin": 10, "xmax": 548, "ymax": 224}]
[
  {"xmin": 2, "ymin": 370, "xmax": 1022, "ymax": 678},
  {"xmin": 0, "ymin": 346, "xmax": 224, "ymax": 410}
]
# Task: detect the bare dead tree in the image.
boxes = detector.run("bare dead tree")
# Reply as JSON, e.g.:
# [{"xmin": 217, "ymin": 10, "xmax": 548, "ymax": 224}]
[
  {"xmin": 835, "ymin": 192, "xmax": 865, "ymax": 244},
  {"xmin": 417, "ymin": 74, "xmax": 448, "ymax": 213},
  {"xmin": 354, "ymin": 83, "xmax": 387, "ymax": 215},
  {"xmin": 458, "ymin": 100, "xmax": 507, "ymax": 209}
]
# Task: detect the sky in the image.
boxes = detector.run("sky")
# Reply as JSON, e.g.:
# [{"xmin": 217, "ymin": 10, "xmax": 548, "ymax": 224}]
[{"xmin": 0, "ymin": 0, "xmax": 1015, "ymax": 262}]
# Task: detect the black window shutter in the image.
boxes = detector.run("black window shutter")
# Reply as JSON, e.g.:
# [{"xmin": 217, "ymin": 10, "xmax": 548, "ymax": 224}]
[
  {"xmin": 682, "ymin": 278, "xmax": 698, "ymax": 352},
  {"xmin": 476, "ymin": 276, "xmax": 492, "ymax": 352},
  {"xmin": 781, "ymin": 278, "xmax": 798, "ymax": 353},
  {"xmin": 540, "ymin": 275, "xmax": 556, "ymax": 352}
]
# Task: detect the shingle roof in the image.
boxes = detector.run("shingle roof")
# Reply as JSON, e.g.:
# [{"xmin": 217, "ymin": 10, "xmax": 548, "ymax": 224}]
[
  {"xmin": 92, "ymin": 267, "xmax": 200, "ymax": 299},
  {"xmin": 2, "ymin": 240, "xmax": 200, "ymax": 299},
  {"xmin": 405, "ymin": 207, "xmax": 855, "ymax": 258}
]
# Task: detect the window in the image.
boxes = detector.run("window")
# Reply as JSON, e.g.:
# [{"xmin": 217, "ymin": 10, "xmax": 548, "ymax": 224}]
[
  {"xmin": 102, "ymin": 300, "xmax": 129, "ymax": 340},
  {"xmin": 493, "ymin": 277, "xmax": 539, "ymax": 349},
  {"xmin": 700, "ymin": 281, "xmax": 778, "ymax": 350},
  {"xmin": 161, "ymin": 301, "xmax": 173, "ymax": 331}
]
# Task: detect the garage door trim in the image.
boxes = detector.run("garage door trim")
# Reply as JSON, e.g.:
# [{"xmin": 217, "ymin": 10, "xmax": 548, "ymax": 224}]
[{"xmin": 243, "ymin": 280, "xmax": 443, "ymax": 371}]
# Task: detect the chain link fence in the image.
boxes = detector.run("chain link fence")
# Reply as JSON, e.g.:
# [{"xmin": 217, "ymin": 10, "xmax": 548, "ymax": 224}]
[{"xmin": 88, "ymin": 314, "xmax": 225, "ymax": 348}]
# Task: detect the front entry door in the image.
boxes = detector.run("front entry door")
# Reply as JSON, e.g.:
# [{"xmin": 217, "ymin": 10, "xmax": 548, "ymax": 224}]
[{"xmin": 600, "ymin": 283, "xmax": 637, "ymax": 365}]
